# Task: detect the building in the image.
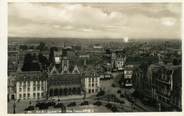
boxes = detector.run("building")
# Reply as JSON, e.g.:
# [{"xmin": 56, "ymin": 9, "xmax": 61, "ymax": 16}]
[
  {"xmin": 81, "ymin": 68, "xmax": 101, "ymax": 96},
  {"xmin": 153, "ymin": 65, "xmax": 182, "ymax": 111},
  {"xmin": 48, "ymin": 51, "xmax": 82, "ymax": 99},
  {"xmin": 133, "ymin": 64, "xmax": 182, "ymax": 111},
  {"xmin": 15, "ymin": 71, "xmax": 47, "ymax": 100},
  {"xmin": 122, "ymin": 65, "xmax": 134, "ymax": 87},
  {"xmin": 8, "ymin": 73, "xmax": 16, "ymax": 101},
  {"xmin": 48, "ymin": 74, "xmax": 82, "ymax": 98},
  {"xmin": 111, "ymin": 51, "xmax": 126, "ymax": 71}
]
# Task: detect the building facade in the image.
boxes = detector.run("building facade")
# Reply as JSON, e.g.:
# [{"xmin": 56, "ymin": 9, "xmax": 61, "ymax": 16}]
[
  {"xmin": 123, "ymin": 65, "xmax": 134, "ymax": 87},
  {"xmin": 15, "ymin": 71, "xmax": 47, "ymax": 100},
  {"xmin": 82, "ymin": 69, "xmax": 101, "ymax": 96},
  {"xmin": 133, "ymin": 64, "xmax": 182, "ymax": 111}
]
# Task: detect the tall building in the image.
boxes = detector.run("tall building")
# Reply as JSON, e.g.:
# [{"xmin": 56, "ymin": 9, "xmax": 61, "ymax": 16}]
[{"xmin": 48, "ymin": 50, "xmax": 82, "ymax": 99}]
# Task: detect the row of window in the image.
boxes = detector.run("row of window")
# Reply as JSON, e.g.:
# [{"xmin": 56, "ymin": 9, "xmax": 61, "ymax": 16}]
[
  {"xmin": 88, "ymin": 82, "xmax": 98, "ymax": 87},
  {"xmin": 19, "ymin": 92, "xmax": 44, "ymax": 99},
  {"xmin": 18, "ymin": 86, "xmax": 45, "ymax": 92},
  {"xmin": 18, "ymin": 81, "xmax": 45, "ymax": 87},
  {"xmin": 88, "ymin": 89, "xmax": 98, "ymax": 93}
]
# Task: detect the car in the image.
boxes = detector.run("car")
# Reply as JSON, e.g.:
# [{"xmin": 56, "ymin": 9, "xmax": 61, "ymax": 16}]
[
  {"xmin": 54, "ymin": 102, "xmax": 64, "ymax": 108},
  {"xmin": 46, "ymin": 101, "xmax": 56, "ymax": 106},
  {"xmin": 80, "ymin": 101, "xmax": 89, "ymax": 106},
  {"xmin": 67, "ymin": 102, "xmax": 76, "ymax": 107},
  {"xmin": 38, "ymin": 105, "xmax": 48, "ymax": 110},
  {"xmin": 105, "ymin": 103, "xmax": 113, "ymax": 109},
  {"xmin": 24, "ymin": 106, "xmax": 34, "ymax": 111},
  {"xmin": 93, "ymin": 101, "xmax": 102, "ymax": 106}
]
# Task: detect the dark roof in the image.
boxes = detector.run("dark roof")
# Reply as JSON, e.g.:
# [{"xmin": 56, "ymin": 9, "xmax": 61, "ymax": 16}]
[
  {"xmin": 81, "ymin": 66, "xmax": 100, "ymax": 78},
  {"xmin": 15, "ymin": 71, "xmax": 48, "ymax": 82},
  {"xmin": 126, "ymin": 56, "xmax": 159, "ymax": 65}
]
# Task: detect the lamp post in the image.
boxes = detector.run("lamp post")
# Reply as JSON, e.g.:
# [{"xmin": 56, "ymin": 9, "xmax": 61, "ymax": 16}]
[{"xmin": 158, "ymin": 103, "xmax": 161, "ymax": 112}]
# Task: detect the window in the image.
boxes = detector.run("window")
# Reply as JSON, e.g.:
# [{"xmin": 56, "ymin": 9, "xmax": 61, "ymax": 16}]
[
  {"xmin": 33, "ymin": 93, "xmax": 36, "ymax": 98},
  {"xmin": 33, "ymin": 81, "xmax": 36, "ymax": 86},
  {"xmin": 41, "ymin": 87, "xmax": 44, "ymax": 91},
  {"xmin": 37, "ymin": 87, "xmax": 40, "ymax": 91},
  {"xmin": 92, "ymin": 89, "xmax": 94, "ymax": 93},
  {"xmin": 92, "ymin": 78, "xmax": 94, "ymax": 82},
  {"xmin": 41, "ymin": 93, "xmax": 44, "ymax": 97},
  {"xmin": 37, "ymin": 82, "xmax": 40, "ymax": 87},
  {"xmin": 88, "ymin": 89, "xmax": 91, "ymax": 93},
  {"xmin": 92, "ymin": 83, "xmax": 94, "ymax": 87},
  {"xmin": 27, "ymin": 93, "xmax": 30, "ymax": 99},
  {"xmin": 23, "ymin": 93, "xmax": 26, "ymax": 99},
  {"xmin": 33, "ymin": 87, "xmax": 36, "ymax": 91}
]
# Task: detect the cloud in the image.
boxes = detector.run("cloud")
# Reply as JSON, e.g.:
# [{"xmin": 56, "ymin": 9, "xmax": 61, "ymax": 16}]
[
  {"xmin": 8, "ymin": 3, "xmax": 181, "ymax": 39},
  {"xmin": 161, "ymin": 17, "xmax": 177, "ymax": 26}
]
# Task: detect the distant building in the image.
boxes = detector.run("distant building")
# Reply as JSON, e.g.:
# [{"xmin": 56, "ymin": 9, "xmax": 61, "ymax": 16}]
[
  {"xmin": 15, "ymin": 71, "xmax": 47, "ymax": 100},
  {"xmin": 93, "ymin": 44, "xmax": 103, "ymax": 49},
  {"xmin": 111, "ymin": 51, "xmax": 126, "ymax": 71},
  {"xmin": 8, "ymin": 51, "xmax": 19, "ymax": 73}
]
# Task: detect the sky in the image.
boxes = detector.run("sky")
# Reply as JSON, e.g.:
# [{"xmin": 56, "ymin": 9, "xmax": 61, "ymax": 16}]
[{"xmin": 8, "ymin": 3, "xmax": 181, "ymax": 39}]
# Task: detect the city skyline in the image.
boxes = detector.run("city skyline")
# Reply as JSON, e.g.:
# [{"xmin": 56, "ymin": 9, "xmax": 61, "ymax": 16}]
[{"xmin": 9, "ymin": 3, "xmax": 181, "ymax": 39}]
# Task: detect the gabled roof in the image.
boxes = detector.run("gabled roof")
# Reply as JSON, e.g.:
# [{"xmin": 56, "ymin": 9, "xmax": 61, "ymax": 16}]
[{"xmin": 72, "ymin": 65, "xmax": 80, "ymax": 74}]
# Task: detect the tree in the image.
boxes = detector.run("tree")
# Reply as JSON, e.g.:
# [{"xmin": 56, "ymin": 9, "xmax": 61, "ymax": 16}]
[
  {"xmin": 22, "ymin": 53, "xmax": 41, "ymax": 71},
  {"xmin": 22, "ymin": 53, "xmax": 33, "ymax": 71},
  {"xmin": 37, "ymin": 42, "xmax": 48, "ymax": 51}
]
